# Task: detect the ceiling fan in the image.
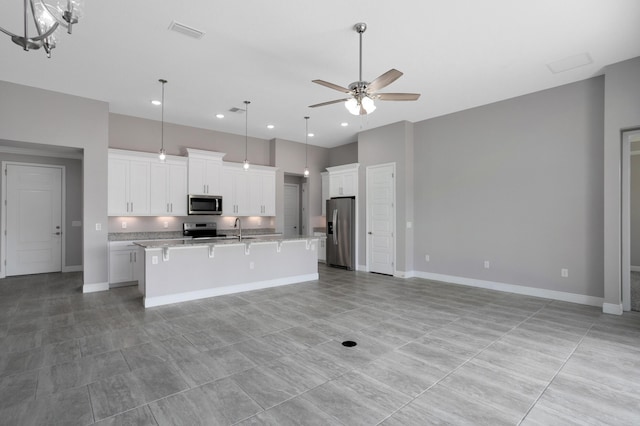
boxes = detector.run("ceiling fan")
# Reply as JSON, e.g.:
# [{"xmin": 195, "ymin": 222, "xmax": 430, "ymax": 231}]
[{"xmin": 309, "ymin": 22, "xmax": 420, "ymax": 115}]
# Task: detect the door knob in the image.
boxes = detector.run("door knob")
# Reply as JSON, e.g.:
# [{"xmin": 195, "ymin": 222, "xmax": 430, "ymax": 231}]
[
  {"xmin": 53, "ymin": 232, "xmax": 61, "ymax": 235},
  {"xmin": 368, "ymin": 231, "xmax": 372, "ymax": 235}
]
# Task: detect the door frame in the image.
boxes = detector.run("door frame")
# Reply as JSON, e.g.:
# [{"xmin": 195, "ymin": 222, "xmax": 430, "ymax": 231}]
[
  {"xmin": 283, "ymin": 182, "xmax": 300, "ymax": 237},
  {"xmin": 365, "ymin": 162, "xmax": 396, "ymax": 274},
  {"xmin": 1, "ymin": 162, "xmax": 67, "ymax": 278},
  {"xmin": 621, "ymin": 129, "xmax": 640, "ymax": 311}
]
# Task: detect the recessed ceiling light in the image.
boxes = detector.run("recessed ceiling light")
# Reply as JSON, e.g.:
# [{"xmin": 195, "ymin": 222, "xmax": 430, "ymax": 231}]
[
  {"xmin": 341, "ymin": 122, "xmax": 348, "ymax": 127},
  {"xmin": 308, "ymin": 133, "xmax": 315, "ymax": 137},
  {"xmin": 151, "ymin": 100, "xmax": 161, "ymax": 106},
  {"xmin": 267, "ymin": 124, "xmax": 275, "ymax": 129},
  {"xmin": 216, "ymin": 114, "xmax": 224, "ymax": 119}
]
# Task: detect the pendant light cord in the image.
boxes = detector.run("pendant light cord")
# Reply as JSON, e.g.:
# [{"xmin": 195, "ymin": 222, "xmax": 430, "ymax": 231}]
[
  {"xmin": 305, "ymin": 116, "xmax": 309, "ymax": 168},
  {"xmin": 159, "ymin": 79, "xmax": 167, "ymax": 153},
  {"xmin": 244, "ymin": 100, "xmax": 250, "ymax": 164}
]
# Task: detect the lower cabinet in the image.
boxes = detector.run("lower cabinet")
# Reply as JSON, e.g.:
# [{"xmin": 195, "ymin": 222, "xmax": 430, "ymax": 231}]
[
  {"xmin": 109, "ymin": 242, "xmax": 141, "ymax": 287},
  {"xmin": 314, "ymin": 232, "xmax": 326, "ymax": 263}
]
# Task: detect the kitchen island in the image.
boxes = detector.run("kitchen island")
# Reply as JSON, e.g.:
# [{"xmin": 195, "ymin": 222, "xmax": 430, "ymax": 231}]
[{"xmin": 134, "ymin": 236, "xmax": 320, "ymax": 307}]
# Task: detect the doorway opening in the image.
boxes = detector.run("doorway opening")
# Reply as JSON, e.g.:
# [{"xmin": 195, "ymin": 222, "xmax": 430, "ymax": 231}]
[
  {"xmin": 622, "ymin": 129, "xmax": 640, "ymax": 311},
  {"xmin": 284, "ymin": 173, "xmax": 308, "ymax": 238}
]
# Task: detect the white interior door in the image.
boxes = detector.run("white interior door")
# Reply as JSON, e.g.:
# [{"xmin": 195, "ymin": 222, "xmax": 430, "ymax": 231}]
[
  {"xmin": 367, "ymin": 163, "xmax": 395, "ymax": 275},
  {"xmin": 6, "ymin": 164, "xmax": 63, "ymax": 276},
  {"xmin": 284, "ymin": 183, "xmax": 300, "ymax": 237}
]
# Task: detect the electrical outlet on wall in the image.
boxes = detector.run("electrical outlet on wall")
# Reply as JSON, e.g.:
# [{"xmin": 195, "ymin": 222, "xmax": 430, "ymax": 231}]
[
  {"xmin": 121, "ymin": 222, "xmax": 127, "ymax": 229},
  {"xmin": 425, "ymin": 254, "xmax": 430, "ymax": 262},
  {"xmin": 484, "ymin": 260, "xmax": 490, "ymax": 269},
  {"xmin": 561, "ymin": 268, "xmax": 569, "ymax": 278}
]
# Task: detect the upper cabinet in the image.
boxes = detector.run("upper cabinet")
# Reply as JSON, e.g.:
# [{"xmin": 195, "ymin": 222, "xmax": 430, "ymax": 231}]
[
  {"xmin": 109, "ymin": 149, "xmax": 188, "ymax": 217},
  {"xmin": 150, "ymin": 158, "xmax": 188, "ymax": 216},
  {"xmin": 108, "ymin": 150, "xmax": 151, "ymax": 216},
  {"xmin": 187, "ymin": 149, "xmax": 226, "ymax": 196},
  {"xmin": 327, "ymin": 163, "xmax": 359, "ymax": 198},
  {"xmin": 222, "ymin": 162, "xmax": 277, "ymax": 216}
]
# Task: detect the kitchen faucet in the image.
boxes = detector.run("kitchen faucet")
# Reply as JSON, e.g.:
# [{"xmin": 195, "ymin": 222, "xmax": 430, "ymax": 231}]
[{"xmin": 234, "ymin": 217, "xmax": 242, "ymax": 240}]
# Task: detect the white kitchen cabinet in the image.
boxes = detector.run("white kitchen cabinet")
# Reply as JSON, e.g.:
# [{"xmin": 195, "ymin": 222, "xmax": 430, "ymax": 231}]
[
  {"xmin": 150, "ymin": 157, "xmax": 187, "ymax": 216},
  {"xmin": 187, "ymin": 149, "xmax": 226, "ymax": 195},
  {"xmin": 321, "ymin": 172, "xmax": 329, "ymax": 216},
  {"xmin": 108, "ymin": 151, "xmax": 151, "ymax": 216},
  {"xmin": 327, "ymin": 163, "xmax": 359, "ymax": 198},
  {"xmin": 109, "ymin": 242, "xmax": 140, "ymax": 286},
  {"xmin": 223, "ymin": 163, "xmax": 277, "ymax": 216},
  {"xmin": 249, "ymin": 169, "xmax": 276, "ymax": 216},
  {"xmin": 222, "ymin": 165, "xmax": 250, "ymax": 215}
]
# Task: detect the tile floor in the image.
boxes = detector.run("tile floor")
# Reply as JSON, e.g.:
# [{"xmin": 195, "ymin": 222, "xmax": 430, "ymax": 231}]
[{"xmin": 0, "ymin": 264, "xmax": 639, "ymax": 425}]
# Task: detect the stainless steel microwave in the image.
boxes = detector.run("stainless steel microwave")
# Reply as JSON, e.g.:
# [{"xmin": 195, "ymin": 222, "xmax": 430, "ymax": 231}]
[{"xmin": 188, "ymin": 195, "xmax": 222, "ymax": 215}]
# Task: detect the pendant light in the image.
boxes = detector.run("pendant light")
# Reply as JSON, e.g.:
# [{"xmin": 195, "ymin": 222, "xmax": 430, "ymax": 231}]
[
  {"xmin": 243, "ymin": 100, "xmax": 250, "ymax": 170},
  {"xmin": 303, "ymin": 116, "xmax": 310, "ymax": 177},
  {"xmin": 158, "ymin": 79, "xmax": 167, "ymax": 162}
]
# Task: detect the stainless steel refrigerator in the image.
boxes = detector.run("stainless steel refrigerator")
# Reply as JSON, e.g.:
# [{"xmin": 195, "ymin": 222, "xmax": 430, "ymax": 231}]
[{"xmin": 326, "ymin": 197, "xmax": 355, "ymax": 270}]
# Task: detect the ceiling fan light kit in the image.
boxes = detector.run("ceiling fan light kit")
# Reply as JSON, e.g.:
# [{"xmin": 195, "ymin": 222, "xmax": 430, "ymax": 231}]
[
  {"xmin": 310, "ymin": 22, "xmax": 420, "ymax": 115},
  {"xmin": 0, "ymin": 0, "xmax": 84, "ymax": 58}
]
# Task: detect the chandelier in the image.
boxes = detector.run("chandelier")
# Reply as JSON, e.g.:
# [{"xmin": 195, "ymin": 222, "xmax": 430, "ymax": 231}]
[{"xmin": 0, "ymin": 0, "xmax": 84, "ymax": 58}]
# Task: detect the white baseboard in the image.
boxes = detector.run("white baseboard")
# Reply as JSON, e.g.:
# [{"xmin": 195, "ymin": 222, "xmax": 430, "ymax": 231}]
[
  {"xmin": 413, "ymin": 271, "xmax": 604, "ymax": 307},
  {"xmin": 83, "ymin": 282, "xmax": 109, "ymax": 293},
  {"xmin": 394, "ymin": 270, "xmax": 416, "ymax": 278},
  {"xmin": 62, "ymin": 265, "xmax": 83, "ymax": 273},
  {"xmin": 602, "ymin": 302, "xmax": 623, "ymax": 315},
  {"xmin": 631, "ymin": 265, "xmax": 640, "ymax": 272},
  {"xmin": 357, "ymin": 264, "xmax": 368, "ymax": 272},
  {"xmin": 143, "ymin": 273, "xmax": 319, "ymax": 308}
]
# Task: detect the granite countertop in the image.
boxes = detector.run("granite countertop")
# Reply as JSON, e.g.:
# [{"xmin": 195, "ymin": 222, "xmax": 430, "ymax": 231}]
[{"xmin": 133, "ymin": 234, "xmax": 321, "ymax": 249}]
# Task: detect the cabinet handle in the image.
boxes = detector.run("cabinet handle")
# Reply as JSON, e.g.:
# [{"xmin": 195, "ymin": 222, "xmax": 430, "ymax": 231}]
[
  {"xmin": 133, "ymin": 252, "xmax": 136, "ymax": 262},
  {"xmin": 170, "ymin": 203, "xmax": 173, "ymax": 212},
  {"xmin": 131, "ymin": 202, "xmax": 134, "ymax": 212},
  {"xmin": 167, "ymin": 203, "xmax": 169, "ymax": 212},
  {"xmin": 126, "ymin": 202, "xmax": 129, "ymax": 212},
  {"xmin": 129, "ymin": 252, "xmax": 132, "ymax": 262}
]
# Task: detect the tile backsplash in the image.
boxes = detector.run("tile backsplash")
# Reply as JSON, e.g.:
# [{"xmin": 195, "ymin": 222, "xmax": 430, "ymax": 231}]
[{"xmin": 108, "ymin": 216, "xmax": 275, "ymax": 233}]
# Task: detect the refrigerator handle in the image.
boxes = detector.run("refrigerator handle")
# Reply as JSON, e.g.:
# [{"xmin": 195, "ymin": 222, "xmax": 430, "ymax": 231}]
[{"xmin": 332, "ymin": 208, "xmax": 338, "ymax": 245}]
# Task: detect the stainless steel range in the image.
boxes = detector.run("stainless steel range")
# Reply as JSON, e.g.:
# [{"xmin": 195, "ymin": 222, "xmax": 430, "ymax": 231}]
[{"xmin": 183, "ymin": 222, "xmax": 224, "ymax": 239}]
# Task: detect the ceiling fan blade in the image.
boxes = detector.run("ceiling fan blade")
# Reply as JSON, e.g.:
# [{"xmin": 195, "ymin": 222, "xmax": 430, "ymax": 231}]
[
  {"xmin": 376, "ymin": 93, "xmax": 421, "ymax": 101},
  {"xmin": 309, "ymin": 98, "xmax": 351, "ymax": 108},
  {"xmin": 367, "ymin": 69, "xmax": 403, "ymax": 92},
  {"xmin": 312, "ymin": 80, "xmax": 351, "ymax": 93}
]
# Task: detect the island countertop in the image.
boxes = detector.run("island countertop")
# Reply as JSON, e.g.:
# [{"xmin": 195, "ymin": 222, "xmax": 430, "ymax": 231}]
[{"xmin": 133, "ymin": 234, "xmax": 321, "ymax": 249}]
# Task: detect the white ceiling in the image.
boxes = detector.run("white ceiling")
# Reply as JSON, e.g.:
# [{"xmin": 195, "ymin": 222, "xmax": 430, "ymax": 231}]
[{"xmin": 1, "ymin": 0, "xmax": 639, "ymax": 148}]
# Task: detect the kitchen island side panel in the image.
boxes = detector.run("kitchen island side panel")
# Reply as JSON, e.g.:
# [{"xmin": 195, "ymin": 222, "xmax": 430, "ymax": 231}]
[{"xmin": 141, "ymin": 240, "xmax": 318, "ymax": 306}]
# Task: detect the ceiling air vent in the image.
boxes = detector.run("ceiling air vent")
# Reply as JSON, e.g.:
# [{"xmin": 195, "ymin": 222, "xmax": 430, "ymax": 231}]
[
  {"xmin": 168, "ymin": 21, "xmax": 205, "ymax": 40},
  {"xmin": 228, "ymin": 107, "xmax": 246, "ymax": 113}
]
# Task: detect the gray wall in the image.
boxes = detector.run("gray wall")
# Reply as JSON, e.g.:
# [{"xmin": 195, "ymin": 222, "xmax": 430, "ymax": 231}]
[
  {"xmin": 0, "ymin": 151, "xmax": 83, "ymax": 268},
  {"xmin": 357, "ymin": 121, "xmax": 414, "ymax": 273},
  {"xmin": 329, "ymin": 142, "xmax": 358, "ymax": 166},
  {"xmin": 630, "ymin": 153, "xmax": 640, "ymax": 266},
  {"xmin": 603, "ymin": 56, "xmax": 640, "ymax": 308},
  {"xmin": 109, "ymin": 113, "xmax": 271, "ymax": 166},
  {"xmin": 272, "ymin": 138, "xmax": 329, "ymax": 234},
  {"xmin": 412, "ymin": 77, "xmax": 605, "ymax": 298},
  {"xmin": 0, "ymin": 81, "xmax": 109, "ymax": 287}
]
